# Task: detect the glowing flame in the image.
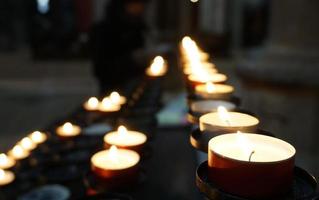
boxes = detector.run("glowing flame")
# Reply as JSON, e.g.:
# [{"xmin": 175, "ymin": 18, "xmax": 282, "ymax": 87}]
[
  {"xmin": 12, "ymin": 145, "xmax": 24, "ymax": 157},
  {"xmin": 182, "ymin": 36, "xmax": 193, "ymax": 49},
  {"xmin": 217, "ymin": 106, "xmax": 230, "ymax": 123},
  {"xmin": 88, "ymin": 97, "xmax": 99, "ymax": 108},
  {"xmin": 30, "ymin": 131, "xmax": 46, "ymax": 143},
  {"xmin": 20, "ymin": 137, "xmax": 35, "ymax": 150},
  {"xmin": 150, "ymin": 56, "xmax": 165, "ymax": 75},
  {"xmin": 108, "ymin": 145, "xmax": 119, "ymax": 164},
  {"xmin": 101, "ymin": 97, "xmax": 113, "ymax": 109},
  {"xmin": 236, "ymin": 131, "xmax": 255, "ymax": 161},
  {"xmin": 154, "ymin": 56, "xmax": 164, "ymax": 66},
  {"xmin": 110, "ymin": 92, "xmax": 121, "ymax": 104},
  {"xmin": 0, "ymin": 154, "xmax": 8, "ymax": 166},
  {"xmin": 62, "ymin": 122, "xmax": 73, "ymax": 134},
  {"xmin": 117, "ymin": 125, "xmax": 127, "ymax": 137},
  {"xmin": 206, "ymin": 82, "xmax": 216, "ymax": 93},
  {"xmin": 0, "ymin": 169, "xmax": 4, "ymax": 179}
]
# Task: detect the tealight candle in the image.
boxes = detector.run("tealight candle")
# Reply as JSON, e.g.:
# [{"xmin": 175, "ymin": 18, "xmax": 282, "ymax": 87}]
[
  {"xmin": 18, "ymin": 137, "xmax": 36, "ymax": 151},
  {"xmin": 188, "ymin": 73, "xmax": 227, "ymax": 85},
  {"xmin": 109, "ymin": 92, "xmax": 126, "ymax": 105},
  {"xmin": 208, "ymin": 132, "xmax": 296, "ymax": 198},
  {"xmin": 98, "ymin": 97, "xmax": 121, "ymax": 112},
  {"xmin": 91, "ymin": 145, "xmax": 140, "ymax": 183},
  {"xmin": 8, "ymin": 145, "xmax": 30, "ymax": 160},
  {"xmin": 190, "ymin": 100, "xmax": 236, "ymax": 115},
  {"xmin": 29, "ymin": 131, "xmax": 47, "ymax": 144},
  {"xmin": 199, "ymin": 106, "xmax": 259, "ymax": 133},
  {"xmin": 0, "ymin": 169, "xmax": 15, "ymax": 186},
  {"xmin": 56, "ymin": 122, "xmax": 81, "ymax": 138},
  {"xmin": 104, "ymin": 126, "xmax": 147, "ymax": 152},
  {"xmin": 84, "ymin": 97, "xmax": 99, "ymax": 111},
  {"xmin": 183, "ymin": 67, "xmax": 217, "ymax": 76},
  {"xmin": 0, "ymin": 154, "xmax": 16, "ymax": 170},
  {"xmin": 146, "ymin": 56, "xmax": 167, "ymax": 77},
  {"xmin": 195, "ymin": 82, "xmax": 234, "ymax": 100}
]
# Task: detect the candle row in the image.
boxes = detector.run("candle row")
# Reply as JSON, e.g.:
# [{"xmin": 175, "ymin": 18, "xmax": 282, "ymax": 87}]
[
  {"xmin": 83, "ymin": 91, "xmax": 126, "ymax": 112},
  {"xmin": 180, "ymin": 36, "xmax": 296, "ymax": 199}
]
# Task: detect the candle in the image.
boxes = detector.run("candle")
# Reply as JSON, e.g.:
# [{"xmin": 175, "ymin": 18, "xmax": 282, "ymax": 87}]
[
  {"xmin": 104, "ymin": 126, "xmax": 147, "ymax": 152},
  {"xmin": 0, "ymin": 169, "xmax": 15, "ymax": 186},
  {"xmin": 18, "ymin": 137, "xmax": 36, "ymax": 151},
  {"xmin": 0, "ymin": 154, "xmax": 16, "ymax": 170},
  {"xmin": 183, "ymin": 66, "xmax": 217, "ymax": 76},
  {"xmin": 8, "ymin": 145, "xmax": 30, "ymax": 160},
  {"xmin": 56, "ymin": 122, "xmax": 81, "ymax": 138},
  {"xmin": 109, "ymin": 92, "xmax": 126, "ymax": 105},
  {"xmin": 208, "ymin": 132, "xmax": 295, "ymax": 198},
  {"xmin": 190, "ymin": 100, "xmax": 236, "ymax": 115},
  {"xmin": 188, "ymin": 73, "xmax": 227, "ymax": 85},
  {"xmin": 29, "ymin": 131, "xmax": 47, "ymax": 144},
  {"xmin": 98, "ymin": 97, "xmax": 121, "ymax": 112},
  {"xmin": 84, "ymin": 97, "xmax": 99, "ymax": 111},
  {"xmin": 146, "ymin": 56, "xmax": 167, "ymax": 77},
  {"xmin": 91, "ymin": 145, "xmax": 140, "ymax": 182},
  {"xmin": 199, "ymin": 106, "xmax": 259, "ymax": 133},
  {"xmin": 195, "ymin": 82, "xmax": 234, "ymax": 100}
]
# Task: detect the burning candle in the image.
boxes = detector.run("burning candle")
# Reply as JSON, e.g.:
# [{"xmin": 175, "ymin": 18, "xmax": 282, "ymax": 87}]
[
  {"xmin": 84, "ymin": 97, "xmax": 99, "ymax": 111},
  {"xmin": 146, "ymin": 56, "xmax": 167, "ymax": 77},
  {"xmin": 91, "ymin": 145, "xmax": 140, "ymax": 182},
  {"xmin": 98, "ymin": 97, "xmax": 121, "ymax": 112},
  {"xmin": 18, "ymin": 137, "xmax": 36, "ymax": 151},
  {"xmin": 0, "ymin": 169, "xmax": 15, "ymax": 186},
  {"xmin": 195, "ymin": 82, "xmax": 234, "ymax": 100},
  {"xmin": 8, "ymin": 145, "xmax": 30, "ymax": 160},
  {"xmin": 104, "ymin": 126, "xmax": 147, "ymax": 152},
  {"xmin": 0, "ymin": 154, "xmax": 16, "ymax": 170},
  {"xmin": 190, "ymin": 100, "xmax": 236, "ymax": 115},
  {"xmin": 109, "ymin": 92, "xmax": 126, "ymax": 105},
  {"xmin": 56, "ymin": 122, "xmax": 81, "ymax": 138},
  {"xmin": 188, "ymin": 73, "xmax": 227, "ymax": 85},
  {"xmin": 199, "ymin": 106, "xmax": 259, "ymax": 133},
  {"xmin": 29, "ymin": 131, "xmax": 47, "ymax": 144},
  {"xmin": 208, "ymin": 132, "xmax": 296, "ymax": 198}
]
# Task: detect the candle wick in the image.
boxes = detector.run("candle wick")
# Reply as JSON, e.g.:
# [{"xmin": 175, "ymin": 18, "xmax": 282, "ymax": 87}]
[{"xmin": 248, "ymin": 150, "xmax": 255, "ymax": 162}]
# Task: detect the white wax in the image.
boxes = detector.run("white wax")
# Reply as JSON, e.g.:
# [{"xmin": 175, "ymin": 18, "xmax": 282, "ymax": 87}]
[
  {"xmin": 209, "ymin": 133, "xmax": 296, "ymax": 162},
  {"xmin": 191, "ymin": 100, "xmax": 236, "ymax": 114},
  {"xmin": 91, "ymin": 148, "xmax": 140, "ymax": 170},
  {"xmin": 0, "ymin": 154, "xmax": 15, "ymax": 169},
  {"xmin": 0, "ymin": 170, "xmax": 15, "ymax": 186},
  {"xmin": 188, "ymin": 73, "xmax": 227, "ymax": 83},
  {"xmin": 56, "ymin": 123, "xmax": 81, "ymax": 137}
]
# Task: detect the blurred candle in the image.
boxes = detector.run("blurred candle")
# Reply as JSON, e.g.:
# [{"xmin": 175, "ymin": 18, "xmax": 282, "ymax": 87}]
[
  {"xmin": 195, "ymin": 82, "xmax": 234, "ymax": 100},
  {"xmin": 0, "ymin": 154, "xmax": 15, "ymax": 169},
  {"xmin": 0, "ymin": 169, "xmax": 15, "ymax": 186},
  {"xmin": 84, "ymin": 97, "xmax": 99, "ymax": 111},
  {"xmin": 19, "ymin": 137, "xmax": 36, "ymax": 151},
  {"xmin": 110, "ymin": 92, "xmax": 126, "ymax": 105},
  {"xmin": 98, "ymin": 97, "xmax": 121, "ymax": 112},
  {"xmin": 146, "ymin": 56, "xmax": 167, "ymax": 77},
  {"xmin": 8, "ymin": 145, "xmax": 30, "ymax": 160},
  {"xmin": 56, "ymin": 122, "xmax": 81, "ymax": 138},
  {"xmin": 29, "ymin": 131, "xmax": 47, "ymax": 144}
]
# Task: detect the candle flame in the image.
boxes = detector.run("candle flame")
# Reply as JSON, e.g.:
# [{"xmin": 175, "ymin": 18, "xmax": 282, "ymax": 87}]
[
  {"xmin": 108, "ymin": 145, "xmax": 119, "ymax": 164},
  {"xmin": 101, "ymin": 97, "xmax": 113, "ymax": 109},
  {"xmin": 63, "ymin": 122, "xmax": 73, "ymax": 134},
  {"xmin": 0, "ymin": 169, "xmax": 4, "ymax": 179},
  {"xmin": 236, "ymin": 131, "xmax": 255, "ymax": 161},
  {"xmin": 30, "ymin": 131, "xmax": 45, "ymax": 143},
  {"xmin": 217, "ymin": 106, "xmax": 230, "ymax": 123},
  {"xmin": 0, "ymin": 154, "xmax": 8, "ymax": 165},
  {"xmin": 110, "ymin": 92, "xmax": 121, "ymax": 104},
  {"xmin": 150, "ymin": 56, "xmax": 165, "ymax": 75},
  {"xmin": 154, "ymin": 56, "xmax": 164, "ymax": 65},
  {"xmin": 88, "ymin": 97, "xmax": 99, "ymax": 108},
  {"xmin": 12, "ymin": 145, "xmax": 24, "ymax": 157},
  {"xmin": 182, "ymin": 36, "xmax": 192, "ymax": 49},
  {"xmin": 206, "ymin": 82, "xmax": 216, "ymax": 93},
  {"xmin": 20, "ymin": 137, "xmax": 34, "ymax": 150},
  {"xmin": 117, "ymin": 125, "xmax": 127, "ymax": 137}
]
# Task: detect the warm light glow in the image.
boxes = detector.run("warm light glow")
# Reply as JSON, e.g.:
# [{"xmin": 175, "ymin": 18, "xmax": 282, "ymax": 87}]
[
  {"xmin": 88, "ymin": 97, "xmax": 99, "ymax": 108},
  {"xmin": 154, "ymin": 56, "xmax": 164, "ymax": 66},
  {"xmin": 0, "ymin": 169, "xmax": 4, "ymax": 179},
  {"xmin": 117, "ymin": 125, "xmax": 127, "ymax": 137},
  {"xmin": 20, "ymin": 137, "xmax": 36, "ymax": 151},
  {"xmin": 108, "ymin": 145, "xmax": 119, "ymax": 164},
  {"xmin": 30, "ymin": 131, "xmax": 47, "ymax": 144},
  {"xmin": 190, "ymin": 0, "xmax": 199, "ymax": 2},
  {"xmin": 0, "ymin": 154, "xmax": 8, "ymax": 166},
  {"xmin": 206, "ymin": 82, "xmax": 216, "ymax": 93},
  {"xmin": 236, "ymin": 131, "xmax": 255, "ymax": 161},
  {"xmin": 101, "ymin": 97, "xmax": 113, "ymax": 109},
  {"xmin": 150, "ymin": 56, "xmax": 165, "ymax": 75},
  {"xmin": 110, "ymin": 92, "xmax": 120, "ymax": 104},
  {"xmin": 217, "ymin": 106, "xmax": 230, "ymax": 121},
  {"xmin": 62, "ymin": 122, "xmax": 74, "ymax": 134}
]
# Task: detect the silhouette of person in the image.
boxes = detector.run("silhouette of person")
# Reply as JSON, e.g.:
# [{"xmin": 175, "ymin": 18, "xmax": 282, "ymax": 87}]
[{"xmin": 90, "ymin": 0, "xmax": 148, "ymax": 94}]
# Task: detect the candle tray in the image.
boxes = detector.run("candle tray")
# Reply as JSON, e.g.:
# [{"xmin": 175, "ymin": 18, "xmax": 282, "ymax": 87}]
[
  {"xmin": 190, "ymin": 128, "xmax": 275, "ymax": 153},
  {"xmin": 196, "ymin": 161, "xmax": 317, "ymax": 200}
]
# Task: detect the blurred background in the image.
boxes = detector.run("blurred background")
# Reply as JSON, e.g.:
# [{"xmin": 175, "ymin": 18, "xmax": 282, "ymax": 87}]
[{"xmin": 0, "ymin": 0, "xmax": 318, "ymax": 198}]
